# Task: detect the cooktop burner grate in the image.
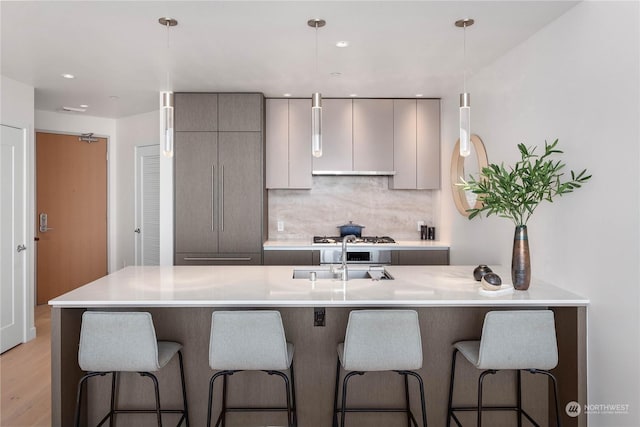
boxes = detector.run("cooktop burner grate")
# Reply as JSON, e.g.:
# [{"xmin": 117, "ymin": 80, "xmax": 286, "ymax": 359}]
[{"xmin": 313, "ymin": 236, "xmax": 396, "ymax": 244}]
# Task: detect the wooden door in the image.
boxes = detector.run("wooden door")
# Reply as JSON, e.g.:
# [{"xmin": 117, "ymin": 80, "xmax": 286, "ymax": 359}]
[
  {"xmin": 36, "ymin": 132, "xmax": 107, "ymax": 304},
  {"xmin": 218, "ymin": 132, "xmax": 262, "ymax": 253},
  {"xmin": 1, "ymin": 125, "xmax": 27, "ymax": 353}
]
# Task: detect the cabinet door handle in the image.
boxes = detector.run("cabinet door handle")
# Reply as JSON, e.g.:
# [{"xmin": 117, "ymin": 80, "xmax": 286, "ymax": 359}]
[
  {"xmin": 183, "ymin": 257, "xmax": 252, "ymax": 262},
  {"xmin": 221, "ymin": 165, "xmax": 225, "ymax": 231},
  {"xmin": 211, "ymin": 165, "xmax": 215, "ymax": 231}
]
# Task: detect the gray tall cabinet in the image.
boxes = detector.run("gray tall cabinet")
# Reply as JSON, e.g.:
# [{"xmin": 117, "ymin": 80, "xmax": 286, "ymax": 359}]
[{"xmin": 174, "ymin": 93, "xmax": 266, "ymax": 265}]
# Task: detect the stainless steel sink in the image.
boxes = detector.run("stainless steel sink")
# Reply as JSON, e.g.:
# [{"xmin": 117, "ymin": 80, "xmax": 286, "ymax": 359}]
[{"xmin": 292, "ymin": 266, "xmax": 393, "ymax": 280}]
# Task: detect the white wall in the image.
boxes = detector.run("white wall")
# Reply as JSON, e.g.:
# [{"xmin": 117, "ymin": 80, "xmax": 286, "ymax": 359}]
[
  {"xmin": 440, "ymin": 2, "xmax": 640, "ymax": 425},
  {"xmin": 1, "ymin": 75, "xmax": 36, "ymax": 341},
  {"xmin": 115, "ymin": 110, "xmax": 159, "ymax": 269},
  {"xmin": 35, "ymin": 110, "xmax": 118, "ymax": 271}
]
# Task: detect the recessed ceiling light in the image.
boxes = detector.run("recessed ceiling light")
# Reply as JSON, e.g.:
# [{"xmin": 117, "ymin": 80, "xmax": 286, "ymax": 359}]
[
  {"xmin": 61, "ymin": 73, "xmax": 75, "ymax": 79},
  {"xmin": 349, "ymin": 94, "xmax": 358, "ymax": 97},
  {"xmin": 336, "ymin": 41, "xmax": 349, "ymax": 48},
  {"xmin": 416, "ymin": 94, "xmax": 424, "ymax": 97},
  {"xmin": 80, "ymin": 104, "xmax": 89, "ymax": 108},
  {"xmin": 283, "ymin": 93, "xmax": 292, "ymax": 97},
  {"xmin": 330, "ymin": 72, "xmax": 342, "ymax": 76}
]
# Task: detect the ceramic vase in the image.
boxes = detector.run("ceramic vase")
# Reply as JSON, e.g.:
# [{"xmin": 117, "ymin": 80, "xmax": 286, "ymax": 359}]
[{"xmin": 511, "ymin": 225, "xmax": 531, "ymax": 290}]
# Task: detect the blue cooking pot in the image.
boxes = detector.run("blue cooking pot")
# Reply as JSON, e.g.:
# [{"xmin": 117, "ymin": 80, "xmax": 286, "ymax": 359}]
[{"xmin": 337, "ymin": 221, "xmax": 365, "ymax": 237}]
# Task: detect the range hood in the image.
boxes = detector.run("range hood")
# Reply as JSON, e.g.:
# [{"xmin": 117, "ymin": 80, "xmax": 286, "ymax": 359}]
[{"xmin": 312, "ymin": 170, "xmax": 397, "ymax": 176}]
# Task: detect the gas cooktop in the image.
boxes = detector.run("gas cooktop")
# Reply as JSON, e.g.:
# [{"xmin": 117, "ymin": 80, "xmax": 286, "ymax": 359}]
[{"xmin": 313, "ymin": 236, "xmax": 396, "ymax": 244}]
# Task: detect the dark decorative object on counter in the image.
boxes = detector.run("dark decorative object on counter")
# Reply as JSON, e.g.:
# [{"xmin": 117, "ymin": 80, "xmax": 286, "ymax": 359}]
[
  {"xmin": 460, "ymin": 140, "xmax": 591, "ymax": 291},
  {"xmin": 481, "ymin": 272, "xmax": 502, "ymax": 291},
  {"xmin": 427, "ymin": 226, "xmax": 436, "ymax": 240},
  {"xmin": 473, "ymin": 264, "xmax": 493, "ymax": 281},
  {"xmin": 512, "ymin": 226, "xmax": 531, "ymax": 290},
  {"xmin": 420, "ymin": 225, "xmax": 428, "ymax": 240}
]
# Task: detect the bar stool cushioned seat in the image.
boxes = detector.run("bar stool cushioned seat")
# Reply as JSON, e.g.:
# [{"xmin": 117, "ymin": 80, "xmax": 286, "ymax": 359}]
[
  {"xmin": 447, "ymin": 309, "xmax": 561, "ymax": 427},
  {"xmin": 207, "ymin": 310, "xmax": 296, "ymax": 427},
  {"xmin": 74, "ymin": 311, "xmax": 189, "ymax": 427},
  {"xmin": 333, "ymin": 309, "xmax": 428, "ymax": 427}
]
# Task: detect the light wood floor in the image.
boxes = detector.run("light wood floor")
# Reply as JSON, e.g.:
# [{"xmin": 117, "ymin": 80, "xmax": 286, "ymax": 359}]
[{"xmin": 1, "ymin": 305, "xmax": 51, "ymax": 427}]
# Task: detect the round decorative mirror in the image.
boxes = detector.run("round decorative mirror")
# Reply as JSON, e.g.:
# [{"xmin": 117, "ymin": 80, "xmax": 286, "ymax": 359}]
[{"xmin": 450, "ymin": 134, "xmax": 488, "ymax": 216}]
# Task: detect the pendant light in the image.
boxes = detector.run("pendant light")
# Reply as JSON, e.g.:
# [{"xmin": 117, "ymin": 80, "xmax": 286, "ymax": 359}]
[
  {"xmin": 455, "ymin": 18, "xmax": 474, "ymax": 158},
  {"xmin": 308, "ymin": 18, "xmax": 326, "ymax": 158},
  {"xmin": 159, "ymin": 17, "xmax": 177, "ymax": 158}
]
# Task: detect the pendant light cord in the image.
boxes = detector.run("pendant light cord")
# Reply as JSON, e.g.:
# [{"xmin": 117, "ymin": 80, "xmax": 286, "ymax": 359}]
[
  {"xmin": 315, "ymin": 22, "xmax": 319, "ymax": 86},
  {"xmin": 166, "ymin": 22, "xmax": 171, "ymax": 89},
  {"xmin": 463, "ymin": 22, "xmax": 467, "ymax": 93}
]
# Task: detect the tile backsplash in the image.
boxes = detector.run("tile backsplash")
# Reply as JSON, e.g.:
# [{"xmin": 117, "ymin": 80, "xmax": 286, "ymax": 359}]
[{"xmin": 268, "ymin": 176, "xmax": 434, "ymax": 241}]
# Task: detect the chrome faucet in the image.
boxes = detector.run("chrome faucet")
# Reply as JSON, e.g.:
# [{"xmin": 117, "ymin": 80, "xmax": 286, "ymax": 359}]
[{"xmin": 338, "ymin": 234, "xmax": 357, "ymax": 281}]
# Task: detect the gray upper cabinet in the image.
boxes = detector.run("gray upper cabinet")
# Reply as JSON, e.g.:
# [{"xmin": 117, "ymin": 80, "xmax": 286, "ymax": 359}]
[
  {"xmin": 390, "ymin": 99, "xmax": 441, "ymax": 189},
  {"xmin": 353, "ymin": 99, "xmax": 394, "ymax": 172},
  {"xmin": 416, "ymin": 99, "xmax": 440, "ymax": 189},
  {"xmin": 175, "ymin": 93, "xmax": 218, "ymax": 131},
  {"xmin": 312, "ymin": 99, "xmax": 353, "ymax": 172},
  {"xmin": 265, "ymin": 99, "xmax": 289, "ymax": 188},
  {"xmin": 218, "ymin": 93, "xmax": 263, "ymax": 132},
  {"xmin": 266, "ymin": 97, "xmax": 439, "ymax": 184},
  {"xmin": 175, "ymin": 92, "xmax": 265, "ymax": 265},
  {"xmin": 391, "ymin": 99, "xmax": 417, "ymax": 189},
  {"xmin": 265, "ymin": 99, "xmax": 312, "ymax": 189},
  {"xmin": 288, "ymin": 99, "xmax": 312, "ymax": 188}
]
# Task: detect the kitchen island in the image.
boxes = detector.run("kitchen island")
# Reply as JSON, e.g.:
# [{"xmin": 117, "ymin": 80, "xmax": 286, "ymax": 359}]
[{"xmin": 50, "ymin": 265, "xmax": 588, "ymax": 427}]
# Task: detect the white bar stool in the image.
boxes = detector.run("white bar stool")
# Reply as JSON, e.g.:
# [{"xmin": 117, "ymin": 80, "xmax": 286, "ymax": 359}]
[
  {"xmin": 333, "ymin": 309, "xmax": 428, "ymax": 427},
  {"xmin": 74, "ymin": 311, "xmax": 189, "ymax": 427},
  {"xmin": 446, "ymin": 310, "xmax": 561, "ymax": 427},
  {"xmin": 207, "ymin": 310, "xmax": 296, "ymax": 427}
]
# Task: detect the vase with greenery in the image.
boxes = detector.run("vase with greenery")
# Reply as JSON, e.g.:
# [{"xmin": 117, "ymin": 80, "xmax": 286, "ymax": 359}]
[{"xmin": 460, "ymin": 139, "xmax": 591, "ymax": 290}]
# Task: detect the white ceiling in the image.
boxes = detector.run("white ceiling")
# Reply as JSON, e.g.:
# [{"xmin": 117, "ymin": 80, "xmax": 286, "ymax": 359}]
[{"xmin": 1, "ymin": 1, "xmax": 578, "ymax": 119}]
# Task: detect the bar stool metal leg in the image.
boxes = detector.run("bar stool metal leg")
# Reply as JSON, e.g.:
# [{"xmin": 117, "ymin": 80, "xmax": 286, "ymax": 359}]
[
  {"xmin": 332, "ymin": 360, "xmax": 341, "ymax": 427},
  {"xmin": 177, "ymin": 351, "xmax": 190, "ymax": 427},
  {"xmin": 140, "ymin": 372, "xmax": 162, "ymax": 426},
  {"xmin": 289, "ymin": 363, "xmax": 298, "ymax": 427},
  {"xmin": 109, "ymin": 371, "xmax": 117, "ymax": 427},
  {"xmin": 401, "ymin": 370, "xmax": 428, "ymax": 427},
  {"xmin": 340, "ymin": 371, "xmax": 365, "ymax": 427},
  {"xmin": 532, "ymin": 369, "xmax": 562, "ymax": 427},
  {"xmin": 517, "ymin": 369, "xmax": 523, "ymax": 427},
  {"xmin": 477, "ymin": 369, "xmax": 497, "ymax": 427},
  {"xmin": 446, "ymin": 349, "xmax": 461, "ymax": 427},
  {"xmin": 403, "ymin": 373, "xmax": 411, "ymax": 427},
  {"xmin": 75, "ymin": 372, "xmax": 108, "ymax": 427}
]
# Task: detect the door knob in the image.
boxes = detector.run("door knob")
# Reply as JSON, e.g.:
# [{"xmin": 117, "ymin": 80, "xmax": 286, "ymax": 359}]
[
  {"xmin": 17, "ymin": 244, "xmax": 27, "ymax": 253},
  {"xmin": 134, "ymin": 228, "xmax": 141, "ymax": 234}
]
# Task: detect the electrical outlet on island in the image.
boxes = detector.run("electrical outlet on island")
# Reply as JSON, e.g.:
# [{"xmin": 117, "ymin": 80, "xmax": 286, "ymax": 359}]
[
  {"xmin": 417, "ymin": 220, "xmax": 425, "ymax": 231},
  {"xmin": 277, "ymin": 221, "xmax": 285, "ymax": 232}
]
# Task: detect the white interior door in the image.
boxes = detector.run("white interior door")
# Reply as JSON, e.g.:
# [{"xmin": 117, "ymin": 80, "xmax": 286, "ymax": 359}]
[
  {"xmin": 1, "ymin": 125, "xmax": 27, "ymax": 353},
  {"xmin": 134, "ymin": 145, "xmax": 160, "ymax": 265}
]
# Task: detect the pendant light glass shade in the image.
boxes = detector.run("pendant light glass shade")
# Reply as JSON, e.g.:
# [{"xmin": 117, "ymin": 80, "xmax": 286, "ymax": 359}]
[
  {"xmin": 160, "ymin": 91, "xmax": 174, "ymax": 158},
  {"xmin": 459, "ymin": 92, "xmax": 471, "ymax": 157},
  {"xmin": 312, "ymin": 92, "xmax": 322, "ymax": 158}
]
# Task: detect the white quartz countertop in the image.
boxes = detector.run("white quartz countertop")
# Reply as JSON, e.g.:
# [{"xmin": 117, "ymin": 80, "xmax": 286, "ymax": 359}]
[
  {"xmin": 49, "ymin": 265, "xmax": 588, "ymax": 308},
  {"xmin": 263, "ymin": 240, "xmax": 450, "ymax": 250}
]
